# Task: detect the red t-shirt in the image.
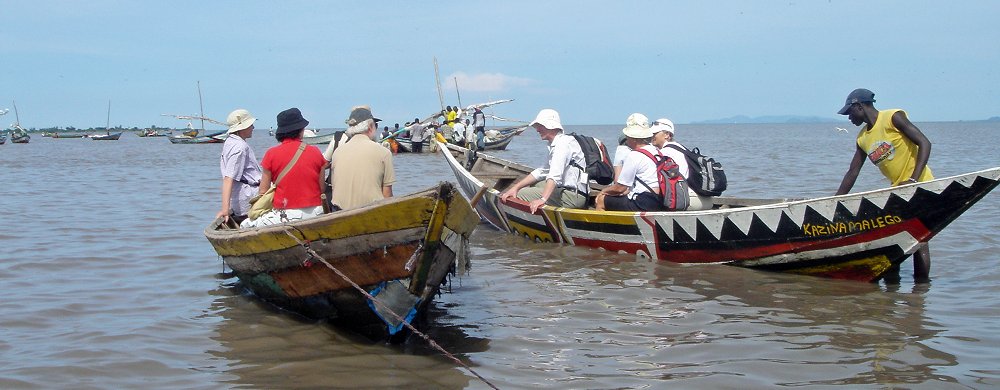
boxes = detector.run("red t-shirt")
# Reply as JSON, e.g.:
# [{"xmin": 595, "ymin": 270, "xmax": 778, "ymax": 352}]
[{"xmin": 261, "ymin": 140, "xmax": 327, "ymax": 209}]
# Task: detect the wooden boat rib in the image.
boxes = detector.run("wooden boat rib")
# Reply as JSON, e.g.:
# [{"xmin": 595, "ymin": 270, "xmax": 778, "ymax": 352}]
[
  {"xmin": 438, "ymin": 141, "xmax": 1000, "ymax": 282},
  {"xmin": 204, "ymin": 182, "xmax": 479, "ymax": 339}
]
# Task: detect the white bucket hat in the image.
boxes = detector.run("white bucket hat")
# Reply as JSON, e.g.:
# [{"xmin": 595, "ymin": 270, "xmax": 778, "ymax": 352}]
[
  {"xmin": 530, "ymin": 108, "xmax": 562, "ymax": 130},
  {"xmin": 227, "ymin": 109, "xmax": 256, "ymax": 134},
  {"xmin": 650, "ymin": 118, "xmax": 675, "ymax": 135},
  {"xmin": 622, "ymin": 112, "xmax": 653, "ymax": 139}
]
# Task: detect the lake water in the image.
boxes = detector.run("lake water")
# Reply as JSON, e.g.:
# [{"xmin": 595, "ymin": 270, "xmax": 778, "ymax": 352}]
[{"xmin": 1, "ymin": 121, "xmax": 998, "ymax": 389}]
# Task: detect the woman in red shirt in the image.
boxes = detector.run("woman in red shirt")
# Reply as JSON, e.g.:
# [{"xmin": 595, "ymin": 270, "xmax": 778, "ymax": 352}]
[{"xmin": 241, "ymin": 108, "xmax": 328, "ymax": 228}]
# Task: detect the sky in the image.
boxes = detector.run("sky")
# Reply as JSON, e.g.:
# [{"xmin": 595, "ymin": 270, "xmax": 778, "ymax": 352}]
[{"xmin": 2, "ymin": 1, "xmax": 999, "ymax": 130}]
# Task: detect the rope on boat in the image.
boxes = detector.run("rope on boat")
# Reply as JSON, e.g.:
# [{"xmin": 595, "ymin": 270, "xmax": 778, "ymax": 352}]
[{"xmin": 281, "ymin": 229, "xmax": 499, "ymax": 390}]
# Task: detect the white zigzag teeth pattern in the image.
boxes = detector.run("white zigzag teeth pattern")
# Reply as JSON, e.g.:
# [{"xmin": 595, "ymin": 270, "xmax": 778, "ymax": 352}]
[{"xmin": 737, "ymin": 230, "xmax": 920, "ymax": 267}]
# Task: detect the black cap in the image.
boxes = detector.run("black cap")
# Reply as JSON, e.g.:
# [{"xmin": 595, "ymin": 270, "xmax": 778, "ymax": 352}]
[
  {"xmin": 345, "ymin": 106, "xmax": 381, "ymax": 126},
  {"xmin": 837, "ymin": 88, "xmax": 875, "ymax": 115}
]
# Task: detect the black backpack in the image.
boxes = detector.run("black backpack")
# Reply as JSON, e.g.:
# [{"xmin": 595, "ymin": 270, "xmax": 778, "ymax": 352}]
[
  {"xmin": 567, "ymin": 133, "xmax": 614, "ymax": 185},
  {"xmin": 665, "ymin": 144, "xmax": 727, "ymax": 197},
  {"xmin": 635, "ymin": 149, "xmax": 690, "ymax": 211}
]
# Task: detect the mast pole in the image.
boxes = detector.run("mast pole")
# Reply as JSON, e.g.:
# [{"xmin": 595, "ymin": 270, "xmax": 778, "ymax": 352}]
[
  {"xmin": 454, "ymin": 77, "xmax": 463, "ymax": 109},
  {"xmin": 106, "ymin": 99, "xmax": 111, "ymax": 134},
  {"xmin": 12, "ymin": 100, "xmax": 21, "ymax": 127},
  {"xmin": 197, "ymin": 81, "xmax": 205, "ymax": 134},
  {"xmin": 433, "ymin": 57, "xmax": 444, "ymax": 112}
]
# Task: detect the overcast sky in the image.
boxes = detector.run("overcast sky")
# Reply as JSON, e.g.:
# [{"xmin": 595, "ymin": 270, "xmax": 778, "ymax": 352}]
[{"xmin": 2, "ymin": 1, "xmax": 998, "ymax": 129}]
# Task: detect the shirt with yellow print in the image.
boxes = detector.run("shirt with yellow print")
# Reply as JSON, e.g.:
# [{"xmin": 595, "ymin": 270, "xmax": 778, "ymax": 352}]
[{"xmin": 856, "ymin": 109, "xmax": 933, "ymax": 186}]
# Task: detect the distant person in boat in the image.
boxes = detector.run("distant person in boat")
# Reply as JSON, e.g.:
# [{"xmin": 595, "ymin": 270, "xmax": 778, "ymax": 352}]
[
  {"xmin": 463, "ymin": 119, "xmax": 475, "ymax": 148},
  {"xmin": 499, "ymin": 109, "xmax": 589, "ymax": 212},
  {"xmin": 596, "ymin": 113, "xmax": 663, "ymax": 212},
  {"xmin": 650, "ymin": 118, "xmax": 713, "ymax": 211},
  {"xmin": 452, "ymin": 117, "xmax": 466, "ymax": 144},
  {"xmin": 241, "ymin": 108, "xmax": 329, "ymax": 228},
  {"xmin": 329, "ymin": 105, "xmax": 396, "ymax": 210},
  {"xmin": 407, "ymin": 118, "xmax": 426, "ymax": 153},
  {"xmin": 472, "ymin": 107, "xmax": 487, "ymax": 150},
  {"xmin": 446, "ymin": 105, "xmax": 458, "ymax": 125},
  {"xmin": 836, "ymin": 88, "xmax": 934, "ymax": 283},
  {"xmin": 216, "ymin": 109, "xmax": 262, "ymax": 225}
]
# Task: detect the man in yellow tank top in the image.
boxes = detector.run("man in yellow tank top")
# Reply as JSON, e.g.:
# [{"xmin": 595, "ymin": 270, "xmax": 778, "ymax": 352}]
[{"xmin": 835, "ymin": 88, "xmax": 934, "ymax": 283}]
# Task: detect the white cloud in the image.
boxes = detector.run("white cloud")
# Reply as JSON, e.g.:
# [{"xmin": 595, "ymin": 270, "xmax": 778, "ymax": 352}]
[{"xmin": 445, "ymin": 72, "xmax": 534, "ymax": 92}]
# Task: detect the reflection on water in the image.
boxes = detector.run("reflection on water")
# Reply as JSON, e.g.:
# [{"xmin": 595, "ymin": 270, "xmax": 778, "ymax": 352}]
[{"xmin": 0, "ymin": 123, "xmax": 998, "ymax": 388}]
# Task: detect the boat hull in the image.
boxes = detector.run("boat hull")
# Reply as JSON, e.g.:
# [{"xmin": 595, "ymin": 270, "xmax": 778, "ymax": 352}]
[
  {"xmin": 204, "ymin": 182, "xmax": 479, "ymax": 339},
  {"xmin": 439, "ymin": 141, "xmax": 1000, "ymax": 282}
]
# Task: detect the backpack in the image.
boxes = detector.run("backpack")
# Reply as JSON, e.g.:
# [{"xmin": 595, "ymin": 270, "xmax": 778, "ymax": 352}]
[
  {"xmin": 635, "ymin": 149, "xmax": 690, "ymax": 211},
  {"xmin": 567, "ymin": 133, "xmax": 615, "ymax": 185},
  {"xmin": 665, "ymin": 144, "xmax": 727, "ymax": 197}
]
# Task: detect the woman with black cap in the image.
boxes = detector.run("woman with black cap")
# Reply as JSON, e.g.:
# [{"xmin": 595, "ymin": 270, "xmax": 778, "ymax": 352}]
[{"xmin": 241, "ymin": 107, "xmax": 329, "ymax": 228}]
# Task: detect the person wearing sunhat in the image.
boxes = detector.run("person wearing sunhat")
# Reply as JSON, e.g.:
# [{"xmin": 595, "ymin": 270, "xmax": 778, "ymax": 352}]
[
  {"xmin": 499, "ymin": 108, "xmax": 589, "ymax": 213},
  {"xmin": 216, "ymin": 109, "xmax": 262, "ymax": 225},
  {"xmin": 649, "ymin": 117, "xmax": 712, "ymax": 211},
  {"xmin": 596, "ymin": 113, "xmax": 664, "ymax": 212},
  {"xmin": 835, "ymin": 88, "xmax": 934, "ymax": 283},
  {"xmin": 328, "ymin": 105, "xmax": 396, "ymax": 211},
  {"xmin": 611, "ymin": 115, "xmax": 645, "ymax": 182},
  {"xmin": 241, "ymin": 107, "xmax": 329, "ymax": 228}
]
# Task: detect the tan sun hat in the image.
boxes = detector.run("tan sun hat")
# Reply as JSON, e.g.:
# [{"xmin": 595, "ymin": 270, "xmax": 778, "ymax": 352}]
[
  {"xmin": 530, "ymin": 108, "xmax": 563, "ymax": 130},
  {"xmin": 227, "ymin": 109, "xmax": 256, "ymax": 134}
]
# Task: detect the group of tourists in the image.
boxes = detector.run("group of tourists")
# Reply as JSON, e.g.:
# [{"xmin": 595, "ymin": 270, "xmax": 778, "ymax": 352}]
[
  {"xmin": 500, "ymin": 88, "xmax": 934, "ymax": 282},
  {"xmin": 215, "ymin": 106, "xmax": 394, "ymax": 229}
]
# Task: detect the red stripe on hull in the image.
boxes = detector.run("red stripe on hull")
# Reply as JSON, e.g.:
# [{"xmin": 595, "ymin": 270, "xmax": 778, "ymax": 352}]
[{"xmin": 656, "ymin": 218, "xmax": 932, "ymax": 263}]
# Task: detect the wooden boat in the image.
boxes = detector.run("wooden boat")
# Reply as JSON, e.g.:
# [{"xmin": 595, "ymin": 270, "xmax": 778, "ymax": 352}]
[
  {"xmin": 168, "ymin": 130, "xmax": 225, "ymax": 144},
  {"xmin": 8, "ymin": 101, "xmax": 30, "ymax": 144},
  {"xmin": 203, "ymin": 182, "xmax": 479, "ymax": 340},
  {"xmin": 137, "ymin": 129, "xmax": 169, "ymax": 137},
  {"xmin": 52, "ymin": 132, "xmax": 87, "ymax": 139},
  {"xmin": 438, "ymin": 141, "xmax": 1000, "ymax": 282},
  {"xmin": 10, "ymin": 126, "xmax": 30, "ymax": 144},
  {"xmin": 396, "ymin": 125, "xmax": 525, "ymax": 153},
  {"xmin": 302, "ymin": 130, "xmax": 344, "ymax": 145},
  {"xmin": 90, "ymin": 132, "xmax": 122, "ymax": 141}
]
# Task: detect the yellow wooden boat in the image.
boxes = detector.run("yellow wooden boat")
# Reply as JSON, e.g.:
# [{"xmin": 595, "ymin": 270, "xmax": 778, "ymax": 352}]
[{"xmin": 204, "ymin": 182, "xmax": 479, "ymax": 340}]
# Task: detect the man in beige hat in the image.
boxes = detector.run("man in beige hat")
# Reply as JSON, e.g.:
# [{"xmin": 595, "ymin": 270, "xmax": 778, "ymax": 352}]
[
  {"xmin": 499, "ymin": 108, "xmax": 589, "ymax": 212},
  {"xmin": 650, "ymin": 118, "xmax": 712, "ymax": 211},
  {"xmin": 328, "ymin": 105, "xmax": 396, "ymax": 210},
  {"xmin": 596, "ymin": 113, "xmax": 665, "ymax": 212},
  {"xmin": 216, "ymin": 108, "xmax": 262, "ymax": 225}
]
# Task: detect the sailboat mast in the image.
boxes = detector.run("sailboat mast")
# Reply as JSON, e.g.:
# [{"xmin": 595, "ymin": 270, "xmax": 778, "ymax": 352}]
[
  {"xmin": 197, "ymin": 81, "xmax": 205, "ymax": 133},
  {"xmin": 454, "ymin": 77, "xmax": 463, "ymax": 109},
  {"xmin": 106, "ymin": 100, "xmax": 111, "ymax": 134},
  {"xmin": 433, "ymin": 57, "xmax": 444, "ymax": 112},
  {"xmin": 12, "ymin": 100, "xmax": 21, "ymax": 126}
]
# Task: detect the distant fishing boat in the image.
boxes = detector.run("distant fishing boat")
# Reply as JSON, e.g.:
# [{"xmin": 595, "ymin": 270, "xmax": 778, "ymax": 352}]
[
  {"xmin": 8, "ymin": 100, "xmax": 30, "ymax": 144},
  {"xmin": 91, "ymin": 100, "xmax": 122, "ymax": 141},
  {"xmin": 162, "ymin": 82, "xmax": 227, "ymax": 144}
]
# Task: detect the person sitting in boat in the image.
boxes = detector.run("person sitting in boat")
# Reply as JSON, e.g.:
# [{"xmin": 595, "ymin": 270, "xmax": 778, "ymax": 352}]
[
  {"xmin": 611, "ymin": 132, "xmax": 630, "ymax": 182},
  {"xmin": 499, "ymin": 109, "xmax": 589, "ymax": 213},
  {"xmin": 329, "ymin": 105, "xmax": 396, "ymax": 210},
  {"xmin": 596, "ymin": 113, "xmax": 663, "ymax": 212},
  {"xmin": 216, "ymin": 109, "xmax": 262, "ymax": 226},
  {"xmin": 241, "ymin": 108, "xmax": 329, "ymax": 228},
  {"xmin": 650, "ymin": 118, "xmax": 713, "ymax": 211},
  {"xmin": 452, "ymin": 118, "xmax": 466, "ymax": 144},
  {"xmin": 835, "ymin": 88, "xmax": 934, "ymax": 283}
]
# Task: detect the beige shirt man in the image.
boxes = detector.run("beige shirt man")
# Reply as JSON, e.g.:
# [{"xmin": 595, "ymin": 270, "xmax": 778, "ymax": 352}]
[{"xmin": 330, "ymin": 106, "xmax": 396, "ymax": 210}]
